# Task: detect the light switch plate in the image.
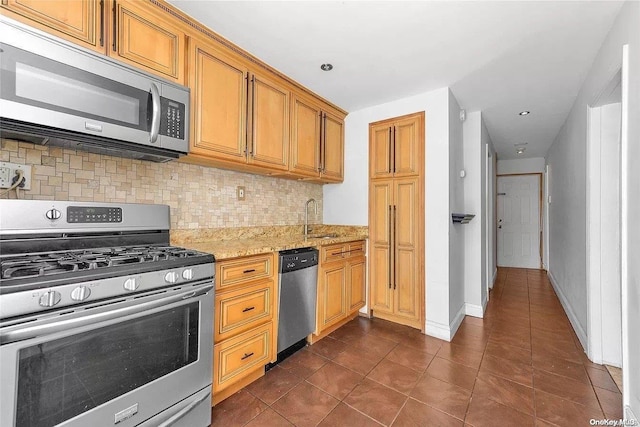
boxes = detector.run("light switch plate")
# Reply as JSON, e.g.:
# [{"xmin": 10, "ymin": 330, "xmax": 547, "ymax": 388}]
[{"xmin": 0, "ymin": 162, "xmax": 32, "ymax": 190}]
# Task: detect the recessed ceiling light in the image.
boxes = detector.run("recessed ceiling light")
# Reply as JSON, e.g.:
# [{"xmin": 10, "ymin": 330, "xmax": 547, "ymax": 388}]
[
  {"xmin": 320, "ymin": 63, "xmax": 333, "ymax": 71},
  {"xmin": 519, "ymin": 111, "xmax": 531, "ymax": 116},
  {"xmin": 516, "ymin": 148, "xmax": 526, "ymax": 154}
]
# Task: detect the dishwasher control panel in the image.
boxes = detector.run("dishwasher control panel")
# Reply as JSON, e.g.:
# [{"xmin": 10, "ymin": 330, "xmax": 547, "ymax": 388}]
[{"xmin": 279, "ymin": 247, "xmax": 318, "ymax": 273}]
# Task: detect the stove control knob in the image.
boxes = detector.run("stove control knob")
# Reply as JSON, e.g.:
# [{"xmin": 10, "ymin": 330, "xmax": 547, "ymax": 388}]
[
  {"xmin": 39, "ymin": 290, "xmax": 61, "ymax": 307},
  {"xmin": 45, "ymin": 208, "xmax": 62, "ymax": 221},
  {"xmin": 164, "ymin": 271, "xmax": 179, "ymax": 284},
  {"xmin": 70, "ymin": 286, "xmax": 91, "ymax": 301},
  {"xmin": 123, "ymin": 277, "xmax": 139, "ymax": 291},
  {"xmin": 182, "ymin": 269, "xmax": 193, "ymax": 280}
]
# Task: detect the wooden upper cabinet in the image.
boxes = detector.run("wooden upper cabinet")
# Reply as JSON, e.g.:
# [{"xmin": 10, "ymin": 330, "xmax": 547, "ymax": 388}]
[
  {"xmin": 109, "ymin": 0, "xmax": 186, "ymax": 83},
  {"xmin": 248, "ymin": 71, "xmax": 290, "ymax": 171},
  {"xmin": 189, "ymin": 37, "xmax": 248, "ymax": 162},
  {"xmin": 370, "ymin": 112, "xmax": 423, "ymax": 179},
  {"xmin": 370, "ymin": 123, "xmax": 393, "ymax": 179},
  {"xmin": 393, "ymin": 114, "xmax": 422, "ymax": 177},
  {"xmin": 289, "ymin": 95, "xmax": 322, "ymax": 177},
  {"xmin": 321, "ymin": 111, "xmax": 344, "ymax": 182},
  {"xmin": 1, "ymin": 0, "xmax": 105, "ymax": 53}
]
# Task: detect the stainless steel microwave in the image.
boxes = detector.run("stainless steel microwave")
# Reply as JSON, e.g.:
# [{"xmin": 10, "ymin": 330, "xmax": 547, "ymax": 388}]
[{"xmin": 0, "ymin": 16, "xmax": 190, "ymax": 162}]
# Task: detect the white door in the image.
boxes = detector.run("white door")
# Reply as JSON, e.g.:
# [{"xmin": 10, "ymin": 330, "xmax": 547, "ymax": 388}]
[{"xmin": 497, "ymin": 175, "xmax": 541, "ymax": 268}]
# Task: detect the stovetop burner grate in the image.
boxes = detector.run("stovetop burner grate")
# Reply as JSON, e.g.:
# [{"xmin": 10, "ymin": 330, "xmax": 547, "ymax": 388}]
[{"xmin": 1, "ymin": 246, "xmax": 207, "ymax": 280}]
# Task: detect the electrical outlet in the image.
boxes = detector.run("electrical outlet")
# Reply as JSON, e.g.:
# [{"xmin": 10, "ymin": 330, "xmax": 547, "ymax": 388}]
[
  {"xmin": 236, "ymin": 186, "xmax": 246, "ymax": 200},
  {"xmin": 0, "ymin": 162, "xmax": 32, "ymax": 190}
]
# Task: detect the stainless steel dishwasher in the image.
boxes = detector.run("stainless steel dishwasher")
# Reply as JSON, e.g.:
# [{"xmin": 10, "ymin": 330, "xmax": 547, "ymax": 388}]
[{"xmin": 277, "ymin": 247, "xmax": 319, "ymax": 354}]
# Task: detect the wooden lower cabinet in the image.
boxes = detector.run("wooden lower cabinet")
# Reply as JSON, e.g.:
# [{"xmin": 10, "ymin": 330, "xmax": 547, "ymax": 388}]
[
  {"xmin": 212, "ymin": 253, "xmax": 277, "ymax": 405},
  {"xmin": 312, "ymin": 240, "xmax": 366, "ymax": 342}
]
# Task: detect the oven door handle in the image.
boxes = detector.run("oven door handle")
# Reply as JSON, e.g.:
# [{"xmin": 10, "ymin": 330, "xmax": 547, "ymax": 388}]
[
  {"xmin": 157, "ymin": 390, "xmax": 211, "ymax": 427},
  {"xmin": 0, "ymin": 284, "xmax": 213, "ymax": 345}
]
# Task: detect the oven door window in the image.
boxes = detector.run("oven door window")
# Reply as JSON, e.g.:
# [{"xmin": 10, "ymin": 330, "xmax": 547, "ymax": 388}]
[{"xmin": 15, "ymin": 302, "xmax": 199, "ymax": 427}]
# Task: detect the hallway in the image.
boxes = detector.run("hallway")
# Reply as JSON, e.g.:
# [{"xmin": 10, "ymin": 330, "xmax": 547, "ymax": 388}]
[{"xmin": 210, "ymin": 267, "xmax": 623, "ymax": 426}]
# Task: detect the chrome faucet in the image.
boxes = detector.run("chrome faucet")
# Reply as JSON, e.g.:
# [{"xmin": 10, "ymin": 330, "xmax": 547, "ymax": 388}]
[{"xmin": 304, "ymin": 198, "xmax": 317, "ymax": 236}]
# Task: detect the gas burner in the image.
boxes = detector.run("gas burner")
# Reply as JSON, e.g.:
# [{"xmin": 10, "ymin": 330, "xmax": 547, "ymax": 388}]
[{"xmin": 0, "ymin": 246, "xmax": 208, "ymax": 281}]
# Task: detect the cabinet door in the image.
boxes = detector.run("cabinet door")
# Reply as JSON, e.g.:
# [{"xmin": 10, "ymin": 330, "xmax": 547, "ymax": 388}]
[
  {"xmin": 369, "ymin": 123, "xmax": 393, "ymax": 179},
  {"xmin": 369, "ymin": 180, "xmax": 393, "ymax": 313},
  {"xmin": 348, "ymin": 256, "xmax": 366, "ymax": 313},
  {"xmin": 289, "ymin": 95, "xmax": 321, "ymax": 177},
  {"xmin": 393, "ymin": 178, "xmax": 421, "ymax": 323},
  {"xmin": 248, "ymin": 72, "xmax": 289, "ymax": 171},
  {"xmin": 318, "ymin": 263, "xmax": 347, "ymax": 331},
  {"xmin": 189, "ymin": 38, "xmax": 248, "ymax": 162},
  {"xmin": 110, "ymin": 0, "xmax": 186, "ymax": 83},
  {"xmin": 392, "ymin": 114, "xmax": 422, "ymax": 177},
  {"xmin": 1, "ymin": 0, "xmax": 104, "ymax": 53},
  {"xmin": 321, "ymin": 112, "xmax": 344, "ymax": 182}
]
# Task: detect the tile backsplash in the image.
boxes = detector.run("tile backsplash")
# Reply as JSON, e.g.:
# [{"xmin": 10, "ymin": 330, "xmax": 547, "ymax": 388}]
[{"xmin": 1, "ymin": 140, "xmax": 323, "ymax": 229}]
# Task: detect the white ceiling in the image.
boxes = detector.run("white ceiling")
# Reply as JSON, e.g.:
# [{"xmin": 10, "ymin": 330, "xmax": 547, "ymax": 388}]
[{"xmin": 168, "ymin": 1, "xmax": 623, "ymax": 160}]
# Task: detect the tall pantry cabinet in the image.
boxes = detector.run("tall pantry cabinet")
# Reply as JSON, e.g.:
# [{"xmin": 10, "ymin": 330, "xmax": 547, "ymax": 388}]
[{"xmin": 368, "ymin": 112, "xmax": 425, "ymax": 330}]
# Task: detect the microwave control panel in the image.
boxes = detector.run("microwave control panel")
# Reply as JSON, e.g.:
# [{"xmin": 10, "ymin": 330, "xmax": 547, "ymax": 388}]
[{"xmin": 160, "ymin": 98, "xmax": 185, "ymax": 140}]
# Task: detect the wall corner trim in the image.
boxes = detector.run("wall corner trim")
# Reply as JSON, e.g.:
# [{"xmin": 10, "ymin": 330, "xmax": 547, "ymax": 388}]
[
  {"xmin": 547, "ymin": 270, "xmax": 588, "ymax": 352},
  {"xmin": 464, "ymin": 303, "xmax": 484, "ymax": 318},
  {"xmin": 425, "ymin": 305, "xmax": 465, "ymax": 342}
]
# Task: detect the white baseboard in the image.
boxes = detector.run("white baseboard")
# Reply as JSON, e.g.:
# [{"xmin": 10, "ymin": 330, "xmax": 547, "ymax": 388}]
[
  {"xmin": 547, "ymin": 271, "xmax": 588, "ymax": 351},
  {"xmin": 625, "ymin": 406, "xmax": 638, "ymax": 424},
  {"xmin": 464, "ymin": 303, "xmax": 484, "ymax": 318},
  {"xmin": 425, "ymin": 320, "xmax": 452, "ymax": 341},
  {"xmin": 425, "ymin": 305, "xmax": 466, "ymax": 342},
  {"xmin": 491, "ymin": 268, "xmax": 498, "ymax": 289},
  {"xmin": 450, "ymin": 304, "xmax": 466, "ymax": 338}
]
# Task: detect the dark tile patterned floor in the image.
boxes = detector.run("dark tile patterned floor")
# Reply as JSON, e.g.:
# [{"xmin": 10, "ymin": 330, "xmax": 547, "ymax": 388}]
[{"xmin": 210, "ymin": 268, "xmax": 623, "ymax": 426}]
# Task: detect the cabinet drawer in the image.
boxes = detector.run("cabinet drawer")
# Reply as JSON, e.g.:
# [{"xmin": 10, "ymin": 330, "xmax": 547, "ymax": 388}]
[
  {"xmin": 213, "ymin": 323, "xmax": 272, "ymax": 391},
  {"xmin": 321, "ymin": 243, "xmax": 347, "ymax": 263},
  {"xmin": 217, "ymin": 254, "xmax": 273, "ymax": 290},
  {"xmin": 347, "ymin": 241, "xmax": 366, "ymax": 258},
  {"xmin": 215, "ymin": 283, "xmax": 273, "ymax": 342}
]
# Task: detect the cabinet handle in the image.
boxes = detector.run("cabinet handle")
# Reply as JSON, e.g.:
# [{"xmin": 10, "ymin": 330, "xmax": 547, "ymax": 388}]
[
  {"xmin": 317, "ymin": 111, "xmax": 323, "ymax": 172},
  {"xmin": 322, "ymin": 113, "xmax": 327, "ymax": 172},
  {"xmin": 388, "ymin": 205, "xmax": 392, "ymax": 289},
  {"xmin": 393, "ymin": 205, "xmax": 397, "ymax": 290},
  {"xmin": 249, "ymin": 75, "xmax": 256, "ymax": 157},
  {"xmin": 111, "ymin": 0, "xmax": 117, "ymax": 52},
  {"xmin": 393, "ymin": 127, "xmax": 397, "ymax": 173},
  {"xmin": 243, "ymin": 269, "xmax": 256, "ymax": 274},
  {"xmin": 99, "ymin": 0, "xmax": 105, "ymax": 47},
  {"xmin": 242, "ymin": 306, "xmax": 255, "ymax": 313},
  {"xmin": 388, "ymin": 127, "xmax": 392, "ymax": 173},
  {"xmin": 241, "ymin": 352, "xmax": 254, "ymax": 360}
]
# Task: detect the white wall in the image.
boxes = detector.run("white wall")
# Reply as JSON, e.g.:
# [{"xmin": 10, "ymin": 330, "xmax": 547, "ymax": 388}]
[
  {"xmin": 620, "ymin": 2, "xmax": 640, "ymax": 417},
  {"xmin": 545, "ymin": 8, "xmax": 639, "ymax": 414},
  {"xmin": 448, "ymin": 92, "xmax": 465, "ymax": 333},
  {"xmin": 587, "ymin": 102, "xmax": 622, "ymax": 367},
  {"xmin": 323, "ymin": 87, "xmax": 461, "ymax": 340},
  {"xmin": 497, "ymin": 157, "xmax": 545, "ymax": 175},
  {"xmin": 462, "ymin": 111, "xmax": 492, "ymax": 317}
]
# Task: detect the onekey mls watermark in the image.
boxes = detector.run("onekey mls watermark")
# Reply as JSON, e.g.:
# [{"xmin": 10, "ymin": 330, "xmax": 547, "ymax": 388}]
[{"xmin": 590, "ymin": 419, "xmax": 639, "ymax": 426}]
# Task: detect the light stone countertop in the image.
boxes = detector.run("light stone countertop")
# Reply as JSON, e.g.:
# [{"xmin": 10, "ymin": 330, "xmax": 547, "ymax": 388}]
[{"xmin": 171, "ymin": 225, "xmax": 368, "ymax": 260}]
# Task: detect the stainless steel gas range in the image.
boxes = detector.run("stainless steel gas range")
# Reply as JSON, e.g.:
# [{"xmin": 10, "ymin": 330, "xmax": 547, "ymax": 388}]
[{"xmin": 0, "ymin": 200, "xmax": 215, "ymax": 427}]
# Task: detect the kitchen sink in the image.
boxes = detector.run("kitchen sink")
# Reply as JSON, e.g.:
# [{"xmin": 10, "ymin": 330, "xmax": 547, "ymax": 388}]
[{"xmin": 305, "ymin": 233, "xmax": 339, "ymax": 239}]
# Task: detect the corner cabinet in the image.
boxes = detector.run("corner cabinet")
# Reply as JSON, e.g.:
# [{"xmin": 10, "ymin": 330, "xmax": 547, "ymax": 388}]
[
  {"xmin": 212, "ymin": 253, "xmax": 278, "ymax": 405},
  {"xmin": 289, "ymin": 95, "xmax": 344, "ymax": 182},
  {"xmin": 311, "ymin": 240, "xmax": 366, "ymax": 342}
]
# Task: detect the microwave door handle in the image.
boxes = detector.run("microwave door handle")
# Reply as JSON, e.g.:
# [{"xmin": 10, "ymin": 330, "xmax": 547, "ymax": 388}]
[
  {"xmin": 0, "ymin": 284, "xmax": 213, "ymax": 345},
  {"xmin": 149, "ymin": 82, "xmax": 161, "ymax": 143}
]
